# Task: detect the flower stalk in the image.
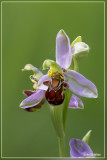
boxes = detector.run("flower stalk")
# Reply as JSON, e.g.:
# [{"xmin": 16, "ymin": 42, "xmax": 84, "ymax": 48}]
[
  {"xmin": 49, "ymin": 103, "xmax": 66, "ymax": 157},
  {"xmin": 49, "ymin": 90, "xmax": 71, "ymax": 157},
  {"xmin": 69, "ymin": 55, "xmax": 79, "ymax": 72},
  {"xmin": 58, "ymin": 136, "xmax": 66, "ymax": 157},
  {"xmin": 49, "ymin": 104, "xmax": 65, "ymax": 138}
]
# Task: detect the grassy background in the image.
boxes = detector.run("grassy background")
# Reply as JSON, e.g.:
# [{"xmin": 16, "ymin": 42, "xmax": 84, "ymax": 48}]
[{"xmin": 2, "ymin": 1, "xmax": 104, "ymax": 158}]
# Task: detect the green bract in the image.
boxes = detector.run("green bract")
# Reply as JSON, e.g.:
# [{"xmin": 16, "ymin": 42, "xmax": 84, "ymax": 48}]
[
  {"xmin": 71, "ymin": 36, "xmax": 82, "ymax": 48},
  {"xmin": 82, "ymin": 130, "xmax": 92, "ymax": 144}
]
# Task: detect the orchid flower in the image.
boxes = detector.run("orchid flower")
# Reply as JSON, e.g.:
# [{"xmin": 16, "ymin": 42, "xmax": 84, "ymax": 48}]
[
  {"xmin": 20, "ymin": 64, "xmax": 45, "ymax": 111},
  {"xmin": 20, "ymin": 29, "xmax": 98, "ymax": 111},
  {"xmin": 69, "ymin": 138, "xmax": 94, "ymax": 158},
  {"xmin": 69, "ymin": 130, "xmax": 100, "ymax": 158}
]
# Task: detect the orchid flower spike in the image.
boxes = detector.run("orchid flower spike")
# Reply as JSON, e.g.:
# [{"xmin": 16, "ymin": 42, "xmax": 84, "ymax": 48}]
[{"xmin": 20, "ymin": 29, "xmax": 98, "ymax": 111}]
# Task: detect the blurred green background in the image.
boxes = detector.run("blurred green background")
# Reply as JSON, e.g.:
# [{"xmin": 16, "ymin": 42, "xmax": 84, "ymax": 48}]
[{"xmin": 2, "ymin": 1, "xmax": 104, "ymax": 158}]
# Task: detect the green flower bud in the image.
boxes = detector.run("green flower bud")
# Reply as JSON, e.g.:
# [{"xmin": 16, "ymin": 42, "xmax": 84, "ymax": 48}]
[
  {"xmin": 71, "ymin": 42, "xmax": 90, "ymax": 59},
  {"xmin": 82, "ymin": 130, "xmax": 92, "ymax": 144}
]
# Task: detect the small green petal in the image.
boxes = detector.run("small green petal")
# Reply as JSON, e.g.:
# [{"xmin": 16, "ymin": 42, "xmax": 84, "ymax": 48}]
[
  {"xmin": 42, "ymin": 59, "xmax": 63, "ymax": 78},
  {"xmin": 82, "ymin": 130, "xmax": 92, "ymax": 144},
  {"xmin": 71, "ymin": 36, "xmax": 82, "ymax": 48},
  {"xmin": 22, "ymin": 64, "xmax": 43, "ymax": 79}
]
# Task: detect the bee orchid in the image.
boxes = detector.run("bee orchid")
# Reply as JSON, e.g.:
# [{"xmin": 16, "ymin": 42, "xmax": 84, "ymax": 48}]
[{"xmin": 20, "ymin": 29, "xmax": 98, "ymax": 111}]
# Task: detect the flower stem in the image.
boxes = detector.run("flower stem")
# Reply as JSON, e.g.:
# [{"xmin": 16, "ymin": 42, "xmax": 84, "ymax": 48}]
[
  {"xmin": 63, "ymin": 90, "xmax": 71, "ymax": 131},
  {"xmin": 49, "ymin": 104, "xmax": 66, "ymax": 157},
  {"xmin": 69, "ymin": 56, "xmax": 79, "ymax": 72},
  {"xmin": 49, "ymin": 90, "xmax": 71, "ymax": 157},
  {"xmin": 58, "ymin": 136, "xmax": 66, "ymax": 157},
  {"xmin": 49, "ymin": 104, "xmax": 65, "ymax": 138}
]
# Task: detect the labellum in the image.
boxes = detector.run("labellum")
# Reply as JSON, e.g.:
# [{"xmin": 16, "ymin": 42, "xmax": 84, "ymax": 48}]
[{"xmin": 45, "ymin": 78, "xmax": 65, "ymax": 105}]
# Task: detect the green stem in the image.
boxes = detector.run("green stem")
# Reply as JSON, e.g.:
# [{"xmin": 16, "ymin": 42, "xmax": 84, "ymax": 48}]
[
  {"xmin": 69, "ymin": 56, "xmax": 79, "ymax": 72},
  {"xmin": 49, "ymin": 104, "xmax": 66, "ymax": 157},
  {"xmin": 50, "ymin": 104, "xmax": 65, "ymax": 138},
  {"xmin": 63, "ymin": 90, "xmax": 71, "ymax": 131},
  {"xmin": 49, "ymin": 90, "xmax": 71, "ymax": 157},
  {"xmin": 58, "ymin": 136, "xmax": 66, "ymax": 157}
]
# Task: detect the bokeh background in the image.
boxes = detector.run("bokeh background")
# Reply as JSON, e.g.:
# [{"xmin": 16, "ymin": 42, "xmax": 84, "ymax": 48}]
[{"xmin": 2, "ymin": 1, "xmax": 104, "ymax": 158}]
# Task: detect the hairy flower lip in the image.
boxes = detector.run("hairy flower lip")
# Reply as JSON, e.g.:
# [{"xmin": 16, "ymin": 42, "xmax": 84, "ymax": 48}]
[{"xmin": 45, "ymin": 82, "xmax": 65, "ymax": 106}]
